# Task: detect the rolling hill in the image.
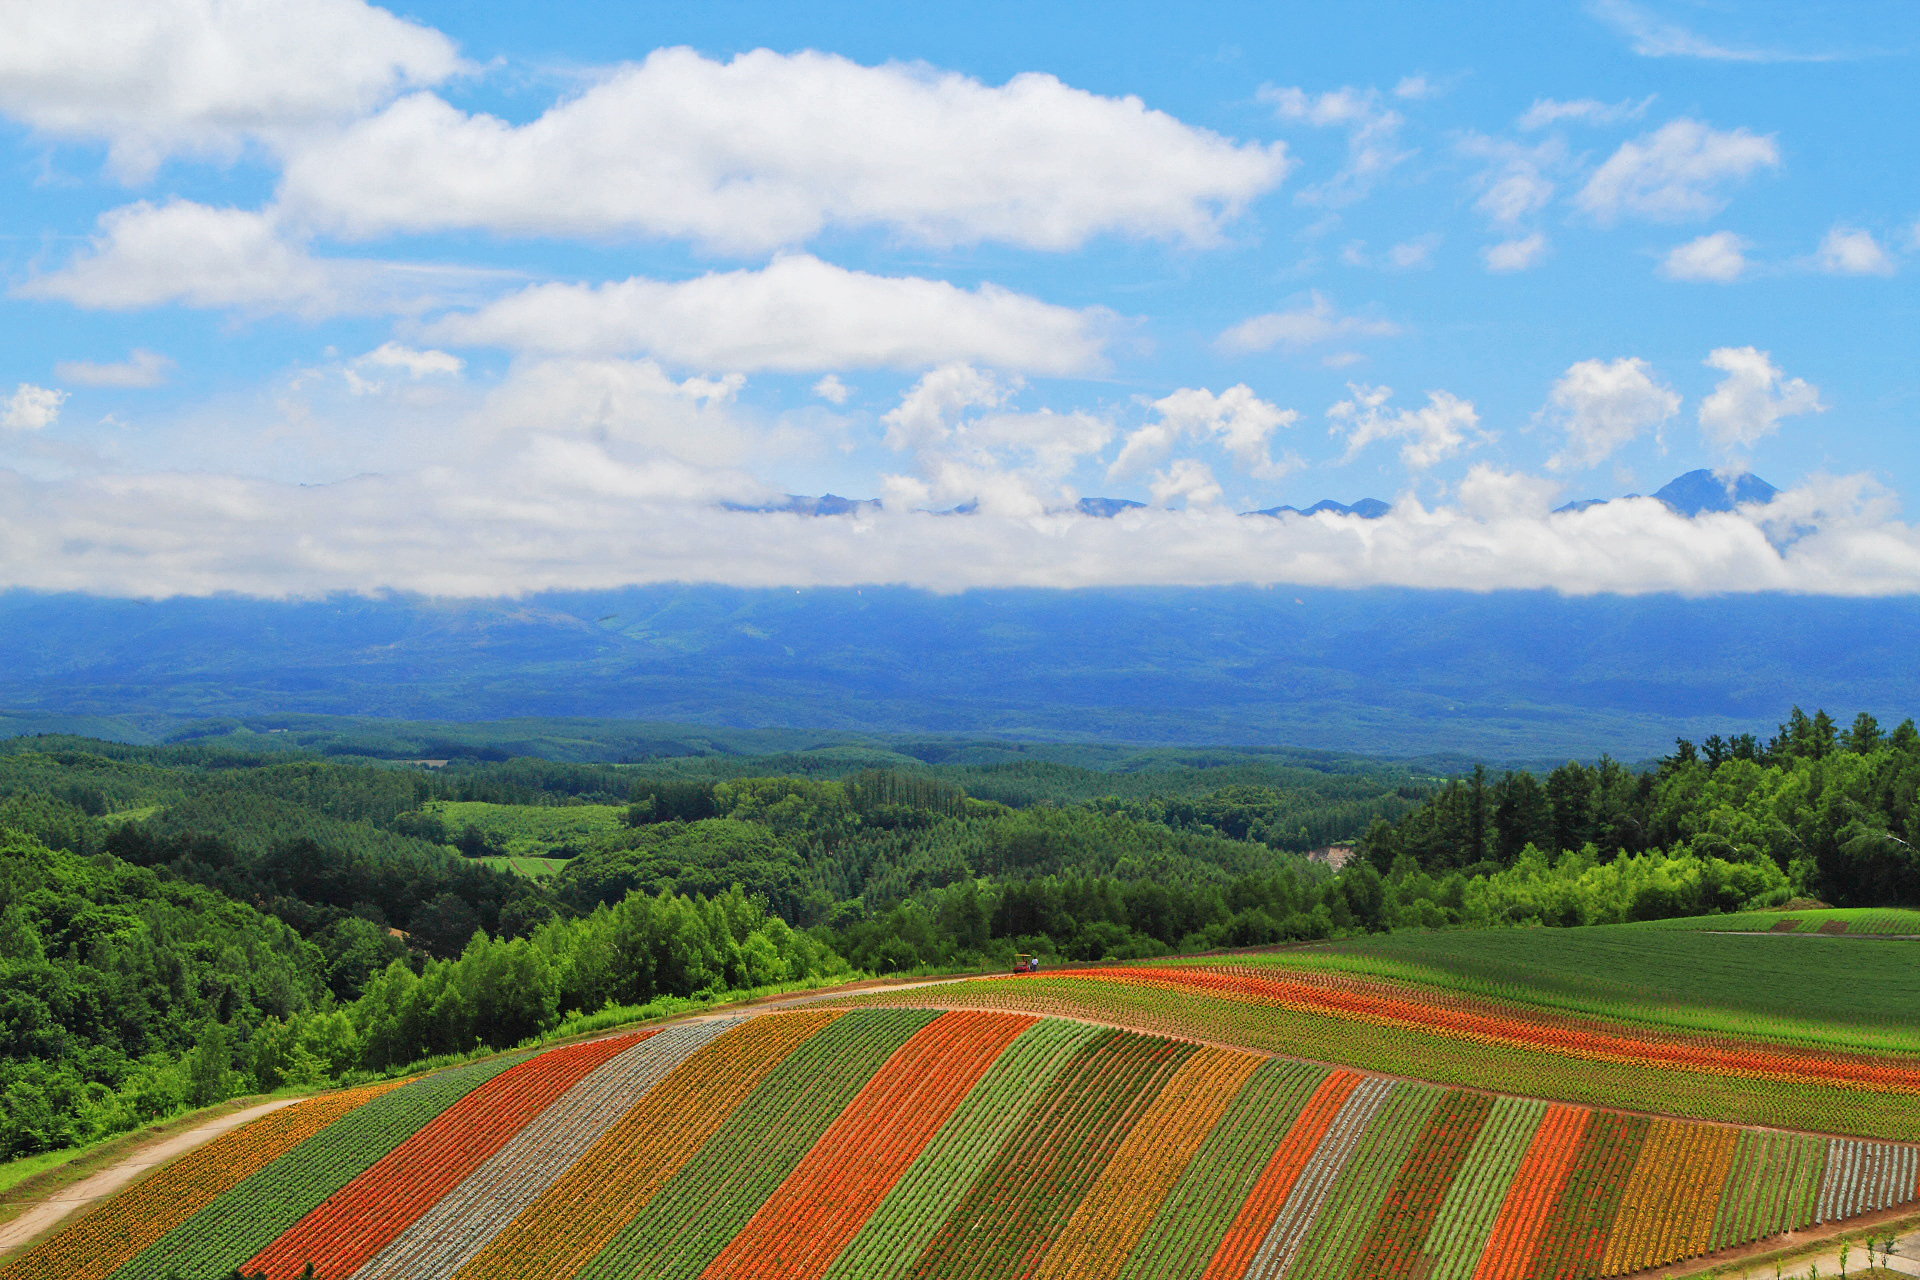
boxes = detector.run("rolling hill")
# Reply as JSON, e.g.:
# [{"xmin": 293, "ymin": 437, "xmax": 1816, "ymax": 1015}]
[{"xmin": 7, "ymin": 926, "xmax": 1917, "ymax": 1280}]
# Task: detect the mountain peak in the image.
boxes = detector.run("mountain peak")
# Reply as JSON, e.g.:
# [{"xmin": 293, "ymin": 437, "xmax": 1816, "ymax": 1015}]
[
  {"xmin": 1554, "ymin": 470, "xmax": 1777, "ymax": 518},
  {"xmin": 1653, "ymin": 469, "xmax": 1778, "ymax": 517}
]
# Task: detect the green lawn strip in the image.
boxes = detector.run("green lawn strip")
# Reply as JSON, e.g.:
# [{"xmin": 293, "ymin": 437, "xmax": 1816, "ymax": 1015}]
[
  {"xmin": 822, "ymin": 1018, "xmax": 1104, "ymax": 1280},
  {"xmin": 905, "ymin": 1030, "xmax": 1196, "ymax": 1280},
  {"xmin": 1524, "ymin": 1110, "xmax": 1649, "ymax": 1280},
  {"xmin": 1346, "ymin": 1090, "xmax": 1494, "ymax": 1280},
  {"xmin": 1708, "ymin": 1130, "xmax": 1826, "ymax": 1251},
  {"xmin": 1422, "ymin": 1096, "xmax": 1547, "ymax": 1280},
  {"xmin": 575, "ymin": 1008, "xmax": 940, "ymax": 1280},
  {"xmin": 110, "ymin": 1051, "xmax": 533, "ymax": 1280},
  {"xmin": 881, "ymin": 979, "xmax": 1920, "ymax": 1140},
  {"xmin": 1280, "ymin": 1081, "xmax": 1444, "ymax": 1280},
  {"xmin": 1116, "ymin": 1059, "xmax": 1329, "ymax": 1280}
]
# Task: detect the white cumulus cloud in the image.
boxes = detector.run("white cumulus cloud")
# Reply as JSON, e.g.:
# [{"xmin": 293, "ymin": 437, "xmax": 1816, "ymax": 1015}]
[
  {"xmin": 1660, "ymin": 231, "xmax": 1750, "ymax": 282},
  {"xmin": 1578, "ymin": 119, "xmax": 1779, "ymax": 224},
  {"xmin": 1148, "ymin": 458, "xmax": 1223, "ymax": 509},
  {"xmin": 1698, "ymin": 347, "xmax": 1823, "ymax": 458},
  {"xmin": 1540, "ymin": 357, "xmax": 1681, "ymax": 470},
  {"xmin": 1109, "ymin": 385, "xmax": 1300, "ymax": 482},
  {"xmin": 425, "ymin": 256, "xmax": 1111, "ymax": 375},
  {"xmin": 1329, "ymin": 384, "xmax": 1483, "ymax": 470},
  {"xmin": 1217, "ymin": 292, "xmax": 1400, "ymax": 354},
  {"xmin": 0, "ymin": 0, "xmax": 462, "ymax": 180},
  {"xmin": 2, "ymin": 384, "xmax": 67, "ymax": 431},
  {"xmin": 1815, "ymin": 226, "xmax": 1896, "ymax": 277},
  {"xmin": 276, "ymin": 47, "xmax": 1289, "ymax": 253}
]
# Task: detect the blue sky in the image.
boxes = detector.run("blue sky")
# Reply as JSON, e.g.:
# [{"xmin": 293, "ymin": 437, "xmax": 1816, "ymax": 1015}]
[{"xmin": 2, "ymin": 0, "xmax": 1918, "ymax": 597}]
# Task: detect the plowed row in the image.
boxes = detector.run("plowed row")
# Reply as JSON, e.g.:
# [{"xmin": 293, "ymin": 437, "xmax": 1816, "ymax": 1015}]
[{"xmin": 5, "ymin": 1009, "xmax": 1915, "ymax": 1280}]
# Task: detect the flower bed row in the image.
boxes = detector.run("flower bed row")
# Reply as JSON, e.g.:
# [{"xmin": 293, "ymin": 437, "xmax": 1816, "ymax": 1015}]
[
  {"xmin": 244, "ymin": 1032, "xmax": 648, "ymax": 1280},
  {"xmin": 839, "ymin": 979, "xmax": 1920, "ymax": 1139},
  {"xmin": 904, "ymin": 1029, "xmax": 1195, "ymax": 1280},
  {"xmin": 577, "ymin": 1009, "xmax": 942, "ymax": 1280},
  {"xmin": 822, "ymin": 1020, "xmax": 1106, "ymax": 1280},
  {"xmin": 1, "ymin": 1081, "xmax": 404, "ymax": 1280},
  {"xmin": 354, "ymin": 1019, "xmax": 739, "ymax": 1280},
  {"xmin": 118, "ymin": 1051, "xmax": 534, "ymax": 1280},
  {"xmin": 701, "ymin": 1011, "xmax": 1035, "ymax": 1280},
  {"xmin": 1093, "ymin": 968, "xmax": 1920, "ymax": 1095},
  {"xmin": 1034, "ymin": 1046, "xmax": 1260, "ymax": 1280},
  {"xmin": 1117, "ymin": 1060, "xmax": 1330, "ymax": 1280},
  {"xmin": 455, "ymin": 1010, "xmax": 841, "ymax": 1280}
]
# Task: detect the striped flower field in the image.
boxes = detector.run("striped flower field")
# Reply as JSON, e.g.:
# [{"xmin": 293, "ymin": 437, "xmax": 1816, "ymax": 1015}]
[
  {"xmin": 4, "ymin": 1007, "xmax": 1915, "ymax": 1280},
  {"xmin": 844, "ymin": 966, "xmax": 1920, "ymax": 1140}
]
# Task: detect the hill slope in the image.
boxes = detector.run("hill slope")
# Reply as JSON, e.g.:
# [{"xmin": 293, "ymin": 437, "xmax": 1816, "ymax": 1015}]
[{"xmin": 5, "ymin": 1006, "xmax": 1915, "ymax": 1280}]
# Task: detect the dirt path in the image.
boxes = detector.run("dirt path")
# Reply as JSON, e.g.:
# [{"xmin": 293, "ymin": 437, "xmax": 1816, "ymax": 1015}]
[{"xmin": 0, "ymin": 1097, "xmax": 303, "ymax": 1257}]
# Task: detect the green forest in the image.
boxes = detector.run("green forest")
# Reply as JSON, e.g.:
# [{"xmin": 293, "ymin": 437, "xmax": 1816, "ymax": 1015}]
[{"xmin": 1, "ymin": 706, "xmax": 1914, "ymax": 1162}]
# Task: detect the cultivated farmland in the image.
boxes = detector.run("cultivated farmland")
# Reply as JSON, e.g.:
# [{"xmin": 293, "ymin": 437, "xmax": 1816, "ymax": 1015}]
[{"xmin": 4, "ymin": 1002, "xmax": 1913, "ymax": 1280}]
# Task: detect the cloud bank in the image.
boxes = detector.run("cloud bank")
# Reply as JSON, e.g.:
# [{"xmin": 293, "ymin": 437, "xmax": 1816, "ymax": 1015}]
[
  {"xmin": 276, "ymin": 47, "xmax": 1290, "ymax": 253},
  {"xmin": 2, "ymin": 466, "xmax": 1913, "ymax": 599}
]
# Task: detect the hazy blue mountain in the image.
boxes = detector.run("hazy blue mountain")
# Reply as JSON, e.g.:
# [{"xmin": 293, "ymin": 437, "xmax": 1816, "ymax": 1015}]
[
  {"xmin": 1245, "ymin": 497, "xmax": 1391, "ymax": 519},
  {"xmin": 722, "ymin": 493, "xmax": 881, "ymax": 516},
  {"xmin": 1653, "ymin": 469, "xmax": 1780, "ymax": 516},
  {"xmin": 1075, "ymin": 497, "xmax": 1147, "ymax": 517},
  {"xmin": 4, "ymin": 585, "xmax": 1917, "ymax": 760},
  {"xmin": 1555, "ymin": 470, "xmax": 1777, "ymax": 517}
]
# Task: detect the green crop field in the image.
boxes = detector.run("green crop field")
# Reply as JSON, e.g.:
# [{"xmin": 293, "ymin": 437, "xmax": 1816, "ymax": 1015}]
[{"xmin": 1625, "ymin": 907, "xmax": 1920, "ymax": 935}]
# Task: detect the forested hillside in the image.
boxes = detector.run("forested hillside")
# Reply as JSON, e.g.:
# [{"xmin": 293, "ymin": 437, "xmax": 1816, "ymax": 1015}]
[
  {"xmin": 1361, "ymin": 707, "xmax": 1920, "ymax": 909},
  {"xmin": 1, "ymin": 710, "xmax": 1912, "ymax": 1163}
]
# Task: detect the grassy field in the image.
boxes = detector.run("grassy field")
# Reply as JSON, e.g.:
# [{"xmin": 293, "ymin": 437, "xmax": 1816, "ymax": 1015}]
[
  {"xmin": 476, "ymin": 855, "xmax": 570, "ymax": 879},
  {"xmin": 1202, "ymin": 924, "xmax": 1920, "ymax": 1055},
  {"xmin": 423, "ymin": 799, "xmax": 626, "ymax": 859}
]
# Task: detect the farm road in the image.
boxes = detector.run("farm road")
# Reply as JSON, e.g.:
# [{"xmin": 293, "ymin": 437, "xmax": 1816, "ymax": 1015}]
[{"xmin": 0, "ymin": 1097, "xmax": 303, "ymax": 1256}]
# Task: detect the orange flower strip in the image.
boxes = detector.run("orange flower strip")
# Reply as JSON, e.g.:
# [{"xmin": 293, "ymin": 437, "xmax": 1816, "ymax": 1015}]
[
  {"xmin": 1598, "ymin": 1118, "xmax": 1738, "ymax": 1273},
  {"xmin": 453, "ymin": 1010, "xmax": 840, "ymax": 1280},
  {"xmin": 0, "ymin": 1081, "xmax": 402, "ymax": 1280},
  {"xmin": 1524, "ymin": 1109, "xmax": 1648, "ymax": 1279},
  {"xmin": 1199, "ymin": 1069, "xmax": 1365, "ymax": 1280},
  {"xmin": 1470, "ymin": 1103, "xmax": 1589, "ymax": 1280},
  {"xmin": 698, "ymin": 1011, "xmax": 1036, "ymax": 1280},
  {"xmin": 1033, "ymin": 1046, "xmax": 1259, "ymax": 1280},
  {"xmin": 1044, "ymin": 967, "xmax": 1920, "ymax": 1095},
  {"xmin": 243, "ymin": 1032, "xmax": 648, "ymax": 1280}
]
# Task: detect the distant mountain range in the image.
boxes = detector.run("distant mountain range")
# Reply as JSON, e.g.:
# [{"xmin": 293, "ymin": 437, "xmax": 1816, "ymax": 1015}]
[
  {"xmin": 733, "ymin": 470, "xmax": 1775, "ymax": 522},
  {"xmin": 4, "ymin": 580, "xmax": 1915, "ymax": 762}
]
